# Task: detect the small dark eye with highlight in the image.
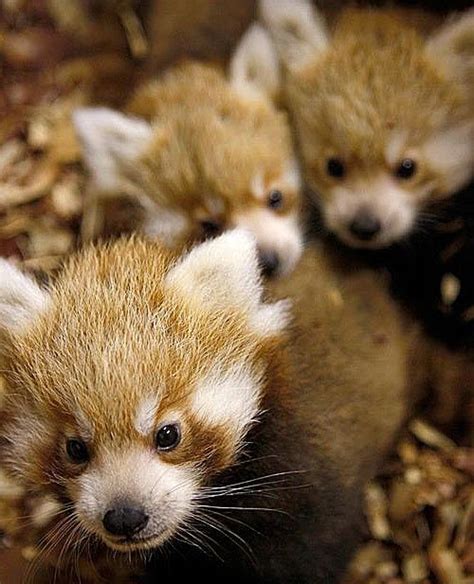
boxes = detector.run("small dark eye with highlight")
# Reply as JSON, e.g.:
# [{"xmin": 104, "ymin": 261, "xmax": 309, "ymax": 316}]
[
  {"xmin": 326, "ymin": 158, "xmax": 345, "ymax": 179},
  {"xmin": 395, "ymin": 158, "xmax": 417, "ymax": 180},
  {"xmin": 267, "ymin": 189, "xmax": 284, "ymax": 210},
  {"xmin": 156, "ymin": 423, "xmax": 181, "ymax": 451},
  {"xmin": 66, "ymin": 438, "xmax": 89, "ymax": 464}
]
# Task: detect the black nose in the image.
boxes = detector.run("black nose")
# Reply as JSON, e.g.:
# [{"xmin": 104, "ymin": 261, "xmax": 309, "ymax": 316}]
[
  {"xmin": 349, "ymin": 212, "xmax": 381, "ymax": 241},
  {"xmin": 103, "ymin": 507, "xmax": 149, "ymax": 537},
  {"xmin": 258, "ymin": 250, "xmax": 280, "ymax": 277}
]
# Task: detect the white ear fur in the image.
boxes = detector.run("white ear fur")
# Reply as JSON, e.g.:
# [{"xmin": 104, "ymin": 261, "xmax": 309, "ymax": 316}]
[
  {"xmin": 0, "ymin": 259, "xmax": 49, "ymax": 335},
  {"xmin": 423, "ymin": 122, "xmax": 474, "ymax": 193},
  {"xmin": 426, "ymin": 10, "xmax": 474, "ymax": 84},
  {"xmin": 73, "ymin": 107, "xmax": 153, "ymax": 193},
  {"xmin": 229, "ymin": 23, "xmax": 281, "ymax": 101},
  {"xmin": 165, "ymin": 230, "xmax": 289, "ymax": 337},
  {"xmin": 259, "ymin": 0, "xmax": 329, "ymax": 72}
]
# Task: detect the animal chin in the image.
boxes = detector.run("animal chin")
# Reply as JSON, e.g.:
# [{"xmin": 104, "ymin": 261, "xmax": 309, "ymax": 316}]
[
  {"xmin": 102, "ymin": 530, "xmax": 171, "ymax": 552},
  {"xmin": 335, "ymin": 228, "xmax": 393, "ymax": 250}
]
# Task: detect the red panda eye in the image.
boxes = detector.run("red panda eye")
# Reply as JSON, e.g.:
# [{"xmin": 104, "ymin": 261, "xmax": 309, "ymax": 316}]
[
  {"xmin": 66, "ymin": 438, "xmax": 89, "ymax": 464},
  {"xmin": 156, "ymin": 423, "xmax": 181, "ymax": 451},
  {"xmin": 395, "ymin": 158, "xmax": 417, "ymax": 180},
  {"xmin": 267, "ymin": 190, "xmax": 284, "ymax": 210},
  {"xmin": 326, "ymin": 158, "xmax": 345, "ymax": 179},
  {"xmin": 200, "ymin": 219, "xmax": 221, "ymax": 238}
]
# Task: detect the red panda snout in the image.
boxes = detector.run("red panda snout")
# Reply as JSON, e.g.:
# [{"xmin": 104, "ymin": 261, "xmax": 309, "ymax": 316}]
[
  {"xmin": 75, "ymin": 448, "xmax": 199, "ymax": 551},
  {"xmin": 323, "ymin": 178, "xmax": 417, "ymax": 249}
]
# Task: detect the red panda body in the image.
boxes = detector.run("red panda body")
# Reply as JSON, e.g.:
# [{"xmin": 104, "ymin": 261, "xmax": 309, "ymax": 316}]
[{"xmin": 0, "ymin": 234, "xmax": 422, "ymax": 582}]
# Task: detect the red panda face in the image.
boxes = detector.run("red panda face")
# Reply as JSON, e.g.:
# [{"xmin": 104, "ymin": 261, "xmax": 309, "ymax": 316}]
[
  {"xmin": 73, "ymin": 25, "xmax": 304, "ymax": 278},
  {"xmin": 0, "ymin": 233, "xmax": 287, "ymax": 553},
  {"xmin": 260, "ymin": 1, "xmax": 474, "ymax": 249}
]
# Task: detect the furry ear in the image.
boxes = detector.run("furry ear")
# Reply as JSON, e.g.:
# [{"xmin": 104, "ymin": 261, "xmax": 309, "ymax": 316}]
[
  {"xmin": 426, "ymin": 10, "xmax": 474, "ymax": 85},
  {"xmin": 0, "ymin": 259, "xmax": 49, "ymax": 337},
  {"xmin": 229, "ymin": 23, "xmax": 281, "ymax": 101},
  {"xmin": 259, "ymin": 0, "xmax": 328, "ymax": 72},
  {"xmin": 423, "ymin": 122, "xmax": 474, "ymax": 194},
  {"xmin": 165, "ymin": 230, "xmax": 289, "ymax": 337},
  {"xmin": 73, "ymin": 107, "xmax": 153, "ymax": 193}
]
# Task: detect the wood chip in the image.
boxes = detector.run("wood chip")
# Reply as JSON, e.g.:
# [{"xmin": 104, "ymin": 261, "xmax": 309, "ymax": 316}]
[
  {"xmin": 440, "ymin": 273, "xmax": 461, "ymax": 306},
  {"xmin": 409, "ymin": 419, "xmax": 457, "ymax": 452},
  {"xmin": 430, "ymin": 549, "xmax": 465, "ymax": 584}
]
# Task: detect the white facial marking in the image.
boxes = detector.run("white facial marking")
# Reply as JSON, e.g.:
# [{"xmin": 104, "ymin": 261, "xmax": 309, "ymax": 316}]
[
  {"xmin": 282, "ymin": 158, "xmax": 302, "ymax": 192},
  {"xmin": 204, "ymin": 196, "xmax": 225, "ymax": 216},
  {"xmin": 75, "ymin": 409, "xmax": 94, "ymax": 442},
  {"xmin": 77, "ymin": 449, "xmax": 197, "ymax": 551},
  {"xmin": 384, "ymin": 130, "xmax": 409, "ymax": 166},
  {"xmin": 251, "ymin": 171, "xmax": 266, "ymax": 200},
  {"xmin": 233, "ymin": 208, "xmax": 303, "ymax": 276},
  {"xmin": 135, "ymin": 395, "xmax": 160, "ymax": 436},
  {"xmin": 142, "ymin": 205, "xmax": 190, "ymax": 246},
  {"xmin": 0, "ymin": 259, "xmax": 49, "ymax": 335},
  {"xmin": 324, "ymin": 175, "xmax": 420, "ymax": 248},
  {"xmin": 192, "ymin": 363, "xmax": 262, "ymax": 439}
]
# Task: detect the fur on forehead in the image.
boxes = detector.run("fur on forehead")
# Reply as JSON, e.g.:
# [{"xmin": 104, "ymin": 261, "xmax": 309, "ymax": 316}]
[
  {"xmin": 8, "ymin": 234, "xmax": 288, "ymax": 419},
  {"xmin": 136, "ymin": 103, "xmax": 292, "ymax": 210},
  {"xmin": 286, "ymin": 13, "xmax": 467, "ymax": 165}
]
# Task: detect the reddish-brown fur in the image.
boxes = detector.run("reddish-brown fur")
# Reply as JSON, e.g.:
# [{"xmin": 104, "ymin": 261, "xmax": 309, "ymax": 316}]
[{"xmin": 0, "ymin": 234, "xmax": 425, "ymax": 582}]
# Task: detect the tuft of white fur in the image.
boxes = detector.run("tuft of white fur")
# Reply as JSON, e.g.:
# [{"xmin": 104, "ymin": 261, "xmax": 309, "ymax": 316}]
[
  {"xmin": 426, "ymin": 9, "xmax": 474, "ymax": 85},
  {"xmin": 73, "ymin": 107, "xmax": 153, "ymax": 193},
  {"xmin": 141, "ymin": 204, "xmax": 190, "ymax": 246},
  {"xmin": 135, "ymin": 395, "xmax": 160, "ymax": 436},
  {"xmin": 259, "ymin": 0, "xmax": 328, "ymax": 72},
  {"xmin": 423, "ymin": 123, "xmax": 474, "ymax": 193},
  {"xmin": 192, "ymin": 363, "xmax": 262, "ymax": 439},
  {"xmin": 229, "ymin": 23, "xmax": 281, "ymax": 101},
  {"xmin": 0, "ymin": 259, "xmax": 49, "ymax": 335},
  {"xmin": 165, "ymin": 230, "xmax": 289, "ymax": 337}
]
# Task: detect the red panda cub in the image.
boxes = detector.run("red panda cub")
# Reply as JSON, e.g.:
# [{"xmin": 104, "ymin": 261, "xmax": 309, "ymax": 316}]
[
  {"xmin": 0, "ymin": 231, "xmax": 420, "ymax": 583},
  {"xmin": 260, "ymin": 0, "xmax": 474, "ymax": 249},
  {"xmin": 73, "ymin": 24, "xmax": 302, "ymax": 278}
]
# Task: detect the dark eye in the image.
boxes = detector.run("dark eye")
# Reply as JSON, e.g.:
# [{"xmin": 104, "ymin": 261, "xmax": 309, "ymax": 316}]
[
  {"xmin": 156, "ymin": 423, "xmax": 181, "ymax": 451},
  {"xmin": 267, "ymin": 189, "xmax": 284, "ymax": 210},
  {"xmin": 66, "ymin": 438, "xmax": 89, "ymax": 464},
  {"xmin": 395, "ymin": 158, "xmax": 417, "ymax": 179},
  {"xmin": 200, "ymin": 219, "xmax": 221, "ymax": 238},
  {"xmin": 326, "ymin": 158, "xmax": 345, "ymax": 179}
]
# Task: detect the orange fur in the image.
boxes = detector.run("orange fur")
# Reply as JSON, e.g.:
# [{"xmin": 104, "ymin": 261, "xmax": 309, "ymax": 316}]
[
  {"xmin": 0, "ymin": 234, "xmax": 424, "ymax": 581},
  {"xmin": 74, "ymin": 26, "xmax": 303, "ymax": 276},
  {"xmin": 261, "ymin": 2, "xmax": 474, "ymax": 248}
]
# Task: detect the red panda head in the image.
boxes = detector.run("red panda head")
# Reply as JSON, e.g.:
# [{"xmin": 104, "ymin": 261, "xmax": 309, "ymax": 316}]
[
  {"xmin": 0, "ymin": 232, "xmax": 288, "ymax": 552},
  {"xmin": 261, "ymin": 0, "xmax": 474, "ymax": 248},
  {"xmin": 73, "ymin": 25, "xmax": 303, "ymax": 277}
]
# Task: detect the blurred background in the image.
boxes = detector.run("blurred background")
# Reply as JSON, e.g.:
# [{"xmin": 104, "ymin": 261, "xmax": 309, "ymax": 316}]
[{"xmin": 0, "ymin": 2, "xmax": 473, "ymax": 583}]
